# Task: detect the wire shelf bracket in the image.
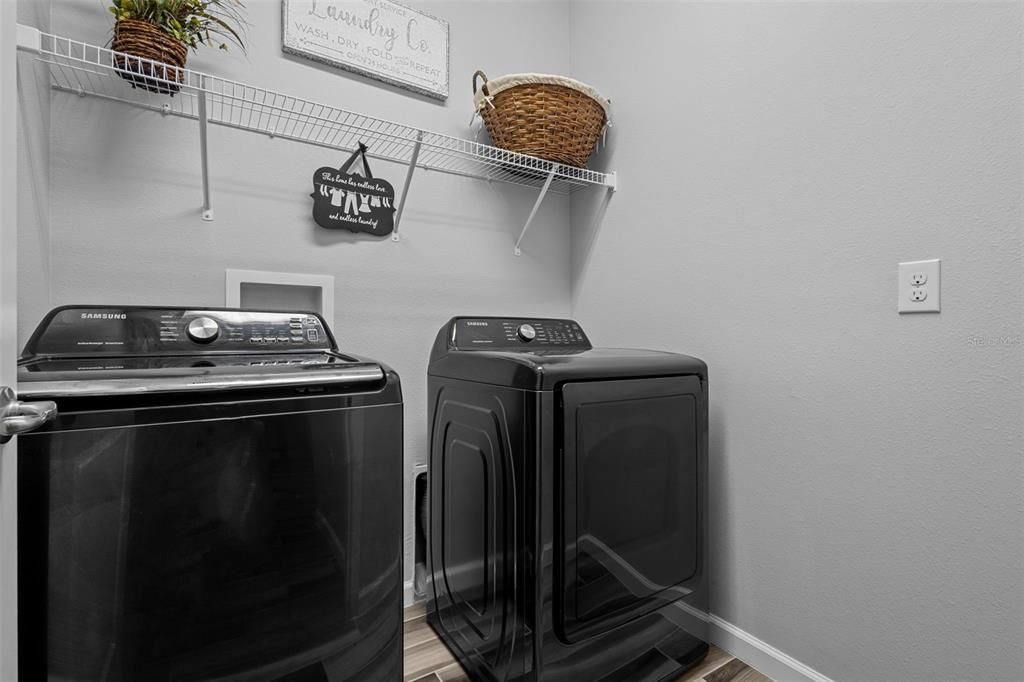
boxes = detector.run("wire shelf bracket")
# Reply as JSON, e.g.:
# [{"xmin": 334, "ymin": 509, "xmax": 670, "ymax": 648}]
[
  {"xmin": 392, "ymin": 130, "xmax": 423, "ymax": 242},
  {"xmin": 514, "ymin": 164, "xmax": 558, "ymax": 257},
  {"xmin": 15, "ymin": 24, "xmax": 617, "ymax": 250},
  {"xmin": 196, "ymin": 79, "xmax": 213, "ymax": 222}
]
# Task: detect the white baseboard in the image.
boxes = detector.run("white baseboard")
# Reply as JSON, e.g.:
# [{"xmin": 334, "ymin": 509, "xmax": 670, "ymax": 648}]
[
  {"xmin": 707, "ymin": 614, "xmax": 833, "ymax": 682},
  {"xmin": 401, "ymin": 584, "xmax": 829, "ymax": 682}
]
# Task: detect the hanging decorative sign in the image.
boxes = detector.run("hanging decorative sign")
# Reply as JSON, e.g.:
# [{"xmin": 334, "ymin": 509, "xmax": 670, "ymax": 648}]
[
  {"xmin": 310, "ymin": 142, "xmax": 397, "ymax": 236},
  {"xmin": 282, "ymin": 0, "xmax": 449, "ymax": 100}
]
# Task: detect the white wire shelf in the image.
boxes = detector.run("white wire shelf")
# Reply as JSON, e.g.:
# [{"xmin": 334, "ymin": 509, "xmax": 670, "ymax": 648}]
[{"xmin": 15, "ymin": 25, "xmax": 616, "ymax": 250}]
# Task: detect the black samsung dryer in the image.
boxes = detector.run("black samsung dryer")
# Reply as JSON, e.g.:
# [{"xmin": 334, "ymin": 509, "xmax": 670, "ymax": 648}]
[{"xmin": 426, "ymin": 317, "xmax": 709, "ymax": 682}]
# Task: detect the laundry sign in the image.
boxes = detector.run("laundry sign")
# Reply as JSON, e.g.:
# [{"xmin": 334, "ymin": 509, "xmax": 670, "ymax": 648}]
[
  {"xmin": 310, "ymin": 143, "xmax": 397, "ymax": 236},
  {"xmin": 282, "ymin": 0, "xmax": 449, "ymax": 100}
]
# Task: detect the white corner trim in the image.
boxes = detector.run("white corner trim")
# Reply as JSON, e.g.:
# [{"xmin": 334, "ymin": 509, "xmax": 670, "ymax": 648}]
[
  {"xmin": 224, "ymin": 269, "xmax": 335, "ymax": 329},
  {"xmin": 403, "ymin": 579, "xmax": 416, "ymax": 608},
  {"xmin": 708, "ymin": 614, "xmax": 834, "ymax": 682}
]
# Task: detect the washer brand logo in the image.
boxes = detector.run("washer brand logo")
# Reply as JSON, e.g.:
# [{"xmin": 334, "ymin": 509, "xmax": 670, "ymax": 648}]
[
  {"xmin": 81, "ymin": 313, "xmax": 127, "ymax": 320},
  {"xmin": 466, "ymin": 321, "xmax": 488, "ymax": 327}
]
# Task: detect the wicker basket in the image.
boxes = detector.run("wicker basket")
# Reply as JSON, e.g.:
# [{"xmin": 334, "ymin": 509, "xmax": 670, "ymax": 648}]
[
  {"xmin": 473, "ymin": 71, "xmax": 609, "ymax": 168},
  {"xmin": 112, "ymin": 19, "xmax": 188, "ymax": 95}
]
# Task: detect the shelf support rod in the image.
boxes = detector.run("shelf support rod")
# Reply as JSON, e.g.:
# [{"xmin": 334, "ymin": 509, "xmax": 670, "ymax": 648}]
[
  {"xmin": 392, "ymin": 130, "xmax": 423, "ymax": 242},
  {"xmin": 514, "ymin": 163, "xmax": 559, "ymax": 256},
  {"xmin": 197, "ymin": 78, "xmax": 213, "ymax": 222}
]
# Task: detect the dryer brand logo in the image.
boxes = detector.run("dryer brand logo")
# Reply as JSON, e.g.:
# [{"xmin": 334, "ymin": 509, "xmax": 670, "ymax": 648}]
[
  {"xmin": 81, "ymin": 313, "xmax": 127, "ymax": 320},
  {"xmin": 466, "ymin": 321, "xmax": 489, "ymax": 327}
]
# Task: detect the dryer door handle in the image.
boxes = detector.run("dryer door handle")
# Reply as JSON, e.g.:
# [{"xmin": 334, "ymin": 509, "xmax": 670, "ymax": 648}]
[{"xmin": 0, "ymin": 386, "xmax": 58, "ymax": 443}]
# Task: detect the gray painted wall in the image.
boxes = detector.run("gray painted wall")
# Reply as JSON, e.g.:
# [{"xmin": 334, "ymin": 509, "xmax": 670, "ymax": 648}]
[
  {"xmin": 17, "ymin": 0, "xmax": 51, "ymax": 343},
  {"xmin": 17, "ymin": 0, "xmax": 575, "ymax": 588},
  {"xmin": 17, "ymin": 1, "xmax": 1024, "ymax": 678},
  {"xmin": 569, "ymin": 2, "xmax": 1024, "ymax": 680}
]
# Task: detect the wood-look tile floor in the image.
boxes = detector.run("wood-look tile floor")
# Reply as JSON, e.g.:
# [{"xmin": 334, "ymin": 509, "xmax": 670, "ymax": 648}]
[{"xmin": 403, "ymin": 604, "xmax": 772, "ymax": 682}]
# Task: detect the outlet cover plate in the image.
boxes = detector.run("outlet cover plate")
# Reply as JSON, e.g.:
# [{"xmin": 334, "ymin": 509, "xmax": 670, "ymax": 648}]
[{"xmin": 898, "ymin": 259, "xmax": 940, "ymax": 313}]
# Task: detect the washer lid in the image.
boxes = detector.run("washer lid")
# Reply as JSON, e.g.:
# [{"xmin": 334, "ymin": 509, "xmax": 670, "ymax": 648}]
[{"xmin": 18, "ymin": 306, "xmax": 389, "ymax": 399}]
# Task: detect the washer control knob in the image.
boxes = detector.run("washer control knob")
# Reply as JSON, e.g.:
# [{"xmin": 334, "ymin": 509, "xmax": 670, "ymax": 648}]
[
  {"xmin": 517, "ymin": 323, "xmax": 537, "ymax": 342},
  {"xmin": 186, "ymin": 316, "xmax": 220, "ymax": 344}
]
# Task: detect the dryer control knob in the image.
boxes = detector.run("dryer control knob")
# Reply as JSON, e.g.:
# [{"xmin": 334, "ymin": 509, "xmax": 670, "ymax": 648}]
[
  {"xmin": 517, "ymin": 324, "xmax": 537, "ymax": 342},
  {"xmin": 186, "ymin": 316, "xmax": 220, "ymax": 344}
]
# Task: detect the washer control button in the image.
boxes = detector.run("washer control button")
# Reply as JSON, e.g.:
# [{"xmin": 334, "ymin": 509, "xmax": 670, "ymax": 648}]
[
  {"xmin": 517, "ymin": 324, "xmax": 537, "ymax": 342},
  {"xmin": 186, "ymin": 316, "xmax": 220, "ymax": 344}
]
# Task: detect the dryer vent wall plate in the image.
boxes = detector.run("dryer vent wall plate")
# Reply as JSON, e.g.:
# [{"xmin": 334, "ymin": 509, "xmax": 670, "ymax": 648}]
[
  {"xmin": 226, "ymin": 269, "xmax": 335, "ymax": 329},
  {"xmin": 240, "ymin": 283, "xmax": 323, "ymax": 315},
  {"xmin": 898, "ymin": 259, "xmax": 940, "ymax": 314}
]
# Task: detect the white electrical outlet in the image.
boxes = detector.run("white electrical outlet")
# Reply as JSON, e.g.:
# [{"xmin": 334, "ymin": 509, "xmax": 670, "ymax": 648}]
[{"xmin": 898, "ymin": 259, "xmax": 940, "ymax": 313}]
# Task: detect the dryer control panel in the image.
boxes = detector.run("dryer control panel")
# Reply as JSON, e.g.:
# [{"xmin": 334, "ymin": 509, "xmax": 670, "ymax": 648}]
[{"xmin": 451, "ymin": 317, "xmax": 592, "ymax": 351}]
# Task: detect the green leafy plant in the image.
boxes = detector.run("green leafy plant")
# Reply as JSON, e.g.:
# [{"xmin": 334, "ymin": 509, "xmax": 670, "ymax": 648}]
[{"xmin": 109, "ymin": 0, "xmax": 247, "ymax": 52}]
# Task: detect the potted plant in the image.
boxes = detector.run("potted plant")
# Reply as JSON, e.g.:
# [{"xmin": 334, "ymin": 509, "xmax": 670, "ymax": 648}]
[{"xmin": 108, "ymin": 0, "xmax": 247, "ymax": 94}]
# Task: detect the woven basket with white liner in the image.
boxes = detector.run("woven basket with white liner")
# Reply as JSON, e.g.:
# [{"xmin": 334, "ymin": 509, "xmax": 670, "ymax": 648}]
[{"xmin": 473, "ymin": 71, "xmax": 610, "ymax": 168}]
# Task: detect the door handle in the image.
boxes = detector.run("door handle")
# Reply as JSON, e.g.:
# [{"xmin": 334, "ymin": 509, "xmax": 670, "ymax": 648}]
[{"xmin": 1, "ymin": 385, "xmax": 58, "ymax": 443}]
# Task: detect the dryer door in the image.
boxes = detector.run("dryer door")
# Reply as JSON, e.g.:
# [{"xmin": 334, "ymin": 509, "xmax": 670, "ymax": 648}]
[{"xmin": 557, "ymin": 375, "xmax": 705, "ymax": 644}]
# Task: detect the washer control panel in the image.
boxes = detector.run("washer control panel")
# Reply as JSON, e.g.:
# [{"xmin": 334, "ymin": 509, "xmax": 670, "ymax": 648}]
[
  {"xmin": 23, "ymin": 307, "xmax": 335, "ymax": 356},
  {"xmin": 452, "ymin": 317, "xmax": 591, "ymax": 351}
]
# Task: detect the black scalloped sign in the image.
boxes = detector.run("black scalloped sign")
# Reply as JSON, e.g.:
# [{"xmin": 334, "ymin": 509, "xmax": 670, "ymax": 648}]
[{"xmin": 311, "ymin": 143, "xmax": 396, "ymax": 236}]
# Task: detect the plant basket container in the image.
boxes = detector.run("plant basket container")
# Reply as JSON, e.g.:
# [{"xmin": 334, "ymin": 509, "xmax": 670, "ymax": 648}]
[
  {"xmin": 112, "ymin": 19, "xmax": 188, "ymax": 95},
  {"xmin": 472, "ymin": 71, "xmax": 610, "ymax": 168}
]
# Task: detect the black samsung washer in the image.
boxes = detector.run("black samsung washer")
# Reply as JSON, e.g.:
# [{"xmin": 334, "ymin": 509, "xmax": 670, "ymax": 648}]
[
  {"xmin": 17, "ymin": 306, "xmax": 403, "ymax": 681},
  {"xmin": 426, "ymin": 317, "xmax": 709, "ymax": 681}
]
